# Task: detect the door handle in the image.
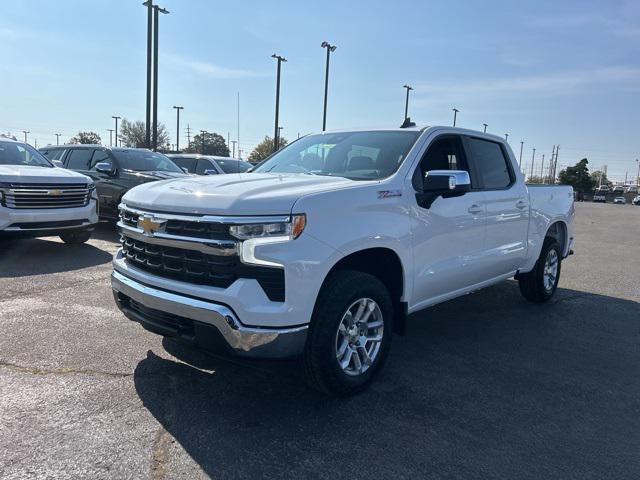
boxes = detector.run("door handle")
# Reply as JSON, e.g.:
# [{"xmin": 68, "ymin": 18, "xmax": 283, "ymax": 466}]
[
  {"xmin": 467, "ymin": 204, "xmax": 483, "ymax": 214},
  {"xmin": 516, "ymin": 200, "xmax": 528, "ymax": 209}
]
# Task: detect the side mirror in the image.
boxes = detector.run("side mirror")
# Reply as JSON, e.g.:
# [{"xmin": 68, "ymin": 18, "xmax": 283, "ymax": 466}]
[
  {"xmin": 417, "ymin": 170, "xmax": 471, "ymax": 208},
  {"xmin": 95, "ymin": 162, "xmax": 114, "ymax": 175},
  {"xmin": 203, "ymin": 169, "xmax": 218, "ymax": 175},
  {"xmin": 181, "ymin": 167, "xmax": 189, "ymax": 174},
  {"xmin": 51, "ymin": 160, "xmax": 64, "ymax": 168}
]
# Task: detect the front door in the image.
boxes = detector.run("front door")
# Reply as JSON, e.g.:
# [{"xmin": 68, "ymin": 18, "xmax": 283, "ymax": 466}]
[{"xmin": 409, "ymin": 134, "xmax": 487, "ymax": 308}]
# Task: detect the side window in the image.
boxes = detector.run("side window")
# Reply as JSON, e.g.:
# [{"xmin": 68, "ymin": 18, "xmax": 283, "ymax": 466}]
[
  {"xmin": 413, "ymin": 136, "xmax": 469, "ymax": 189},
  {"xmin": 65, "ymin": 149, "xmax": 93, "ymax": 170},
  {"xmin": 51, "ymin": 149, "xmax": 66, "ymax": 161},
  {"xmin": 89, "ymin": 150, "xmax": 111, "ymax": 170},
  {"xmin": 196, "ymin": 159, "xmax": 215, "ymax": 175},
  {"xmin": 173, "ymin": 157, "xmax": 197, "ymax": 173},
  {"xmin": 465, "ymin": 138, "xmax": 512, "ymax": 189}
]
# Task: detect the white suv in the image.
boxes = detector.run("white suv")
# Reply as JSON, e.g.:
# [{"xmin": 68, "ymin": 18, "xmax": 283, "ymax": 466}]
[{"xmin": 0, "ymin": 137, "xmax": 98, "ymax": 243}]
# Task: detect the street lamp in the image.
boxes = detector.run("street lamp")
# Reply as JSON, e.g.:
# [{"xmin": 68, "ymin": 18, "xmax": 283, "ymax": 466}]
[
  {"xmin": 200, "ymin": 130, "xmax": 207, "ymax": 155},
  {"xmin": 112, "ymin": 116, "xmax": 121, "ymax": 146},
  {"xmin": 107, "ymin": 129, "xmax": 114, "ymax": 147},
  {"xmin": 55, "ymin": 133, "xmax": 61, "ymax": 145},
  {"xmin": 321, "ymin": 41, "xmax": 337, "ymax": 131},
  {"xmin": 152, "ymin": 4, "xmax": 169, "ymax": 151},
  {"xmin": 22, "ymin": 130, "xmax": 30, "ymax": 143},
  {"xmin": 452, "ymin": 108, "xmax": 459, "ymax": 126},
  {"xmin": 505, "ymin": 133, "xmax": 509, "ymax": 142},
  {"xmin": 277, "ymin": 126, "xmax": 284, "ymax": 150},
  {"xmin": 402, "ymin": 85, "xmax": 413, "ymax": 121},
  {"xmin": 483, "ymin": 123, "xmax": 488, "ymax": 133},
  {"xmin": 173, "ymin": 106, "xmax": 184, "ymax": 151},
  {"xmin": 271, "ymin": 54, "xmax": 287, "ymax": 153},
  {"xmin": 636, "ymin": 159, "xmax": 639, "ymax": 187},
  {"xmin": 519, "ymin": 141, "xmax": 524, "ymax": 167},
  {"xmin": 143, "ymin": 0, "xmax": 153, "ymax": 148}
]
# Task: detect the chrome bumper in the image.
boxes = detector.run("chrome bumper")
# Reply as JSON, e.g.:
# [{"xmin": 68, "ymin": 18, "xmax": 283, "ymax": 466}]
[{"xmin": 111, "ymin": 270, "xmax": 307, "ymax": 358}]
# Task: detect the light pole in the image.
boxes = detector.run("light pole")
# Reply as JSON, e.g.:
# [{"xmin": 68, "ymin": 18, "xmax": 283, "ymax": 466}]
[
  {"xmin": 530, "ymin": 148, "xmax": 536, "ymax": 181},
  {"xmin": 505, "ymin": 133, "xmax": 509, "ymax": 142},
  {"xmin": 321, "ymin": 41, "xmax": 337, "ymax": 131},
  {"xmin": 231, "ymin": 140, "xmax": 237, "ymax": 158},
  {"xmin": 107, "ymin": 129, "xmax": 114, "ymax": 147},
  {"xmin": 271, "ymin": 54, "xmax": 286, "ymax": 153},
  {"xmin": 402, "ymin": 84, "xmax": 413, "ymax": 120},
  {"xmin": 173, "ymin": 106, "xmax": 183, "ymax": 151},
  {"xmin": 112, "ymin": 116, "xmax": 121, "ymax": 147},
  {"xmin": 143, "ymin": 0, "xmax": 153, "ymax": 148},
  {"xmin": 55, "ymin": 133, "xmax": 61, "ymax": 145},
  {"xmin": 152, "ymin": 5, "xmax": 169, "ymax": 151},
  {"xmin": 519, "ymin": 141, "xmax": 524, "ymax": 168},
  {"xmin": 200, "ymin": 130, "xmax": 207, "ymax": 155},
  {"xmin": 452, "ymin": 108, "xmax": 459, "ymax": 126},
  {"xmin": 636, "ymin": 159, "xmax": 639, "ymax": 187},
  {"xmin": 277, "ymin": 126, "xmax": 284, "ymax": 150},
  {"xmin": 483, "ymin": 123, "xmax": 488, "ymax": 133},
  {"xmin": 22, "ymin": 130, "xmax": 30, "ymax": 143}
]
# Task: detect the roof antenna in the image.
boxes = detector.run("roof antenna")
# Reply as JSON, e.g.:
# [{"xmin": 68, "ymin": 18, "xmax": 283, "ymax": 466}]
[{"xmin": 400, "ymin": 117, "xmax": 416, "ymax": 128}]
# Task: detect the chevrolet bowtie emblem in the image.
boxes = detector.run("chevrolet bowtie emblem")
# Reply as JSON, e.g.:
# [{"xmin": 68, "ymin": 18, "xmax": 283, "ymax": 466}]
[
  {"xmin": 137, "ymin": 215, "xmax": 167, "ymax": 237},
  {"xmin": 48, "ymin": 189, "xmax": 63, "ymax": 196}
]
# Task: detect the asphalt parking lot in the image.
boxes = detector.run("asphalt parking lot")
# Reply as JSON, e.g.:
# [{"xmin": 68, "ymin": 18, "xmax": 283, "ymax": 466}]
[{"xmin": 1, "ymin": 202, "xmax": 639, "ymax": 480}]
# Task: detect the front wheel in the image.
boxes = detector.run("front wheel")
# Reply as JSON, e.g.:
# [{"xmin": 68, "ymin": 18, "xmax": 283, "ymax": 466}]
[
  {"xmin": 304, "ymin": 270, "xmax": 393, "ymax": 397},
  {"xmin": 518, "ymin": 238, "xmax": 562, "ymax": 302},
  {"xmin": 59, "ymin": 229, "xmax": 92, "ymax": 245}
]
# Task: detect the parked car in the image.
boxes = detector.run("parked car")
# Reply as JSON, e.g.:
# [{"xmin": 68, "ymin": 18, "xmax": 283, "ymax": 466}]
[
  {"xmin": 613, "ymin": 196, "xmax": 626, "ymax": 204},
  {"xmin": 632, "ymin": 195, "xmax": 640, "ymax": 205},
  {"xmin": 40, "ymin": 145, "xmax": 187, "ymax": 220},
  {"xmin": 626, "ymin": 186, "xmax": 638, "ymax": 194},
  {"xmin": 111, "ymin": 126, "xmax": 575, "ymax": 396},
  {"xmin": 592, "ymin": 191, "xmax": 607, "ymax": 202},
  {"xmin": 1, "ymin": 137, "xmax": 98, "ymax": 243},
  {"xmin": 167, "ymin": 154, "xmax": 252, "ymax": 175},
  {"xmin": 611, "ymin": 185, "xmax": 625, "ymax": 194}
]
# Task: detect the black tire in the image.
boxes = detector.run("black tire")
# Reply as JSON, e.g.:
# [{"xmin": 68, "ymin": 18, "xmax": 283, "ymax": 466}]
[
  {"xmin": 518, "ymin": 237, "xmax": 562, "ymax": 303},
  {"xmin": 304, "ymin": 270, "xmax": 394, "ymax": 397},
  {"xmin": 59, "ymin": 229, "xmax": 92, "ymax": 245}
]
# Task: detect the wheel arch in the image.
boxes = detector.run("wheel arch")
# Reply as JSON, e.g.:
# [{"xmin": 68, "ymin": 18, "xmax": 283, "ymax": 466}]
[{"xmin": 545, "ymin": 220, "xmax": 568, "ymax": 255}]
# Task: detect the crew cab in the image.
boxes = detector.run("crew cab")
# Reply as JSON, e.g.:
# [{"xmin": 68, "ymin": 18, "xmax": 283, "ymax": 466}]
[
  {"xmin": 1, "ymin": 136, "xmax": 98, "ymax": 243},
  {"xmin": 110, "ymin": 126, "xmax": 575, "ymax": 396},
  {"xmin": 40, "ymin": 145, "xmax": 187, "ymax": 220}
]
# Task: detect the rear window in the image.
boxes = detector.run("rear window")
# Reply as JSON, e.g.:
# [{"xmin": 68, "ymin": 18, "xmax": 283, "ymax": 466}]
[
  {"xmin": 112, "ymin": 150, "xmax": 182, "ymax": 173},
  {"xmin": 466, "ymin": 138, "xmax": 512, "ymax": 189}
]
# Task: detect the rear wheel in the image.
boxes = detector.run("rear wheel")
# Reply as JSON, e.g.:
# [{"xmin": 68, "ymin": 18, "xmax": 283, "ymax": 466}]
[
  {"xmin": 518, "ymin": 237, "xmax": 562, "ymax": 302},
  {"xmin": 59, "ymin": 229, "xmax": 92, "ymax": 245},
  {"xmin": 304, "ymin": 270, "xmax": 393, "ymax": 397}
]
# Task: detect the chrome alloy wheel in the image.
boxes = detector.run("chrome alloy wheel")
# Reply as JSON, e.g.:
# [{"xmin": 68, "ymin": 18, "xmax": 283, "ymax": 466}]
[
  {"xmin": 543, "ymin": 249, "xmax": 559, "ymax": 292},
  {"xmin": 335, "ymin": 298, "xmax": 384, "ymax": 377}
]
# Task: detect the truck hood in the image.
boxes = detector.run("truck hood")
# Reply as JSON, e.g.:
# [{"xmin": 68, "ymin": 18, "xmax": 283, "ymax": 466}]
[
  {"xmin": 122, "ymin": 173, "xmax": 363, "ymax": 215},
  {"xmin": 121, "ymin": 169, "xmax": 188, "ymax": 181},
  {"xmin": 0, "ymin": 165, "xmax": 91, "ymax": 184}
]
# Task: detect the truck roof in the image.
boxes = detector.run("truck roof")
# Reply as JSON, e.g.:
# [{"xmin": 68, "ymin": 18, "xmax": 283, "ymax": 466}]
[{"xmin": 317, "ymin": 125, "xmax": 508, "ymax": 143}]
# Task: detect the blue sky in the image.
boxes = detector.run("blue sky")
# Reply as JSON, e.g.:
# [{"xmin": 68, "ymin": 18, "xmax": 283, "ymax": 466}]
[{"xmin": 1, "ymin": 0, "xmax": 639, "ymax": 181}]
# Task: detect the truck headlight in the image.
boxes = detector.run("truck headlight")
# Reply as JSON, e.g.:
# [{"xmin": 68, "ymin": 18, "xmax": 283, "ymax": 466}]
[
  {"xmin": 230, "ymin": 214, "xmax": 306, "ymax": 240},
  {"xmin": 232, "ymin": 214, "xmax": 306, "ymax": 267}
]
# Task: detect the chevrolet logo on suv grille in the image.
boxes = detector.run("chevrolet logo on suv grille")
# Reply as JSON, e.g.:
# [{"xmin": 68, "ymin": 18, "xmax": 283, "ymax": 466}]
[
  {"xmin": 137, "ymin": 215, "xmax": 167, "ymax": 237},
  {"xmin": 48, "ymin": 189, "xmax": 63, "ymax": 196}
]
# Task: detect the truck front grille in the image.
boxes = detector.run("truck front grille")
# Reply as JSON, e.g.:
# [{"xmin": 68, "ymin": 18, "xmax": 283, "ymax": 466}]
[
  {"xmin": 2, "ymin": 183, "xmax": 91, "ymax": 209},
  {"xmin": 120, "ymin": 208, "xmax": 233, "ymax": 240}
]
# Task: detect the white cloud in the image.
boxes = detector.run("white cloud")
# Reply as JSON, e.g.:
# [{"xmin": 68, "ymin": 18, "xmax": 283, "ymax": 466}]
[{"xmin": 164, "ymin": 54, "xmax": 266, "ymax": 79}]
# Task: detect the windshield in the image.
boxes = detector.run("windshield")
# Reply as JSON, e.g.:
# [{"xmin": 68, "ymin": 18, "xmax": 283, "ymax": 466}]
[
  {"xmin": 112, "ymin": 150, "xmax": 182, "ymax": 173},
  {"xmin": 253, "ymin": 131, "xmax": 420, "ymax": 180},
  {"xmin": 0, "ymin": 140, "xmax": 52, "ymax": 167},
  {"xmin": 216, "ymin": 159, "xmax": 252, "ymax": 173}
]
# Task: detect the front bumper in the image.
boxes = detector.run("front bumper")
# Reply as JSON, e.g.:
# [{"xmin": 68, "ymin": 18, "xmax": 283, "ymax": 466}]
[
  {"xmin": 111, "ymin": 270, "xmax": 308, "ymax": 358},
  {"xmin": 0, "ymin": 199, "xmax": 98, "ymax": 233}
]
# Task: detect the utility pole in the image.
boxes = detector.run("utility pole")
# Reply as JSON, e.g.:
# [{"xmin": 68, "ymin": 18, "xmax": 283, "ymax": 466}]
[
  {"xmin": 22, "ymin": 130, "xmax": 30, "ymax": 143},
  {"xmin": 112, "ymin": 116, "xmax": 121, "ymax": 147},
  {"xmin": 519, "ymin": 141, "xmax": 524, "ymax": 168},
  {"xmin": 152, "ymin": 5, "xmax": 169, "ymax": 151},
  {"xmin": 144, "ymin": 0, "xmax": 153, "ymax": 148},
  {"xmin": 452, "ymin": 108, "xmax": 459, "ymax": 126},
  {"xmin": 107, "ymin": 129, "xmax": 114, "ymax": 147},
  {"xmin": 200, "ymin": 130, "xmax": 207, "ymax": 155},
  {"xmin": 321, "ymin": 41, "xmax": 337, "ymax": 131},
  {"xmin": 185, "ymin": 124, "xmax": 191, "ymax": 149},
  {"xmin": 172, "ymin": 105, "xmax": 183, "ymax": 151},
  {"xmin": 271, "ymin": 54, "xmax": 286, "ymax": 153},
  {"xmin": 483, "ymin": 123, "xmax": 488, "ymax": 133},
  {"xmin": 530, "ymin": 148, "xmax": 536, "ymax": 181},
  {"xmin": 402, "ymin": 84, "xmax": 413, "ymax": 121},
  {"xmin": 231, "ymin": 140, "xmax": 237, "ymax": 158},
  {"xmin": 55, "ymin": 133, "xmax": 61, "ymax": 146}
]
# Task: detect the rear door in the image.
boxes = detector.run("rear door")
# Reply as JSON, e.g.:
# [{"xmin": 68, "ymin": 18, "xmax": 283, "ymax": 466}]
[
  {"xmin": 409, "ymin": 134, "xmax": 488, "ymax": 306},
  {"xmin": 463, "ymin": 136, "xmax": 529, "ymax": 277},
  {"xmin": 196, "ymin": 158, "xmax": 218, "ymax": 175},
  {"xmin": 88, "ymin": 149, "xmax": 120, "ymax": 217}
]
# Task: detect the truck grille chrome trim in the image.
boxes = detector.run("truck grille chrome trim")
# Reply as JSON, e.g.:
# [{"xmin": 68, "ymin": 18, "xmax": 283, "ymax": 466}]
[{"xmin": 1, "ymin": 183, "xmax": 91, "ymax": 209}]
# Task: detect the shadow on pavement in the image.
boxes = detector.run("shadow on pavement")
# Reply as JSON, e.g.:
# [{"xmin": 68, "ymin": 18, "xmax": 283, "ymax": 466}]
[{"xmin": 133, "ymin": 282, "xmax": 640, "ymax": 479}]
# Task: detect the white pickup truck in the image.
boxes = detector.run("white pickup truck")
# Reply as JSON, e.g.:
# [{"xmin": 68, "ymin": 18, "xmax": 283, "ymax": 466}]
[
  {"xmin": 111, "ymin": 126, "xmax": 574, "ymax": 396},
  {"xmin": 1, "ymin": 137, "xmax": 98, "ymax": 243}
]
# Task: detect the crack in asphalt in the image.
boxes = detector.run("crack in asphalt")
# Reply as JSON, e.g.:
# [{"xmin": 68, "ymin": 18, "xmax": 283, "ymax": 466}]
[{"xmin": 0, "ymin": 360, "xmax": 133, "ymax": 378}]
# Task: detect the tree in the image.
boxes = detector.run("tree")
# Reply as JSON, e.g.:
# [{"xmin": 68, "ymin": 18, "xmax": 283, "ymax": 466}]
[
  {"xmin": 248, "ymin": 136, "xmax": 288, "ymax": 164},
  {"xmin": 527, "ymin": 175, "xmax": 545, "ymax": 184},
  {"xmin": 119, "ymin": 119, "xmax": 170, "ymax": 148},
  {"xmin": 68, "ymin": 131, "xmax": 101, "ymax": 145},
  {"xmin": 590, "ymin": 170, "xmax": 611, "ymax": 189},
  {"xmin": 185, "ymin": 131, "xmax": 229, "ymax": 156},
  {"xmin": 558, "ymin": 158, "xmax": 595, "ymax": 193}
]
